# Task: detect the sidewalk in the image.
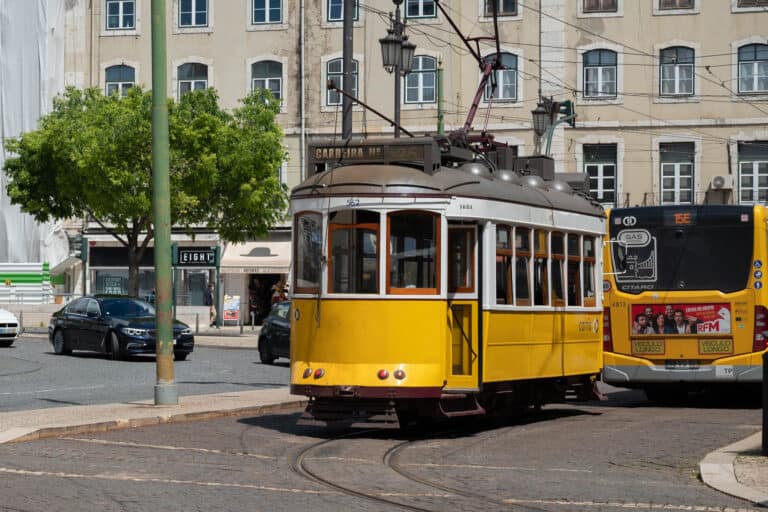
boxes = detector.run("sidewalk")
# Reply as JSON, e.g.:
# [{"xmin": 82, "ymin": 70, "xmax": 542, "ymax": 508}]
[{"xmin": 699, "ymin": 432, "xmax": 768, "ymax": 507}]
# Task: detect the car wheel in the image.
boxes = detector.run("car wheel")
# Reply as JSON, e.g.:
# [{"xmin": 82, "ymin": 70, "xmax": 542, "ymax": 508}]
[
  {"xmin": 109, "ymin": 332, "xmax": 123, "ymax": 361},
  {"xmin": 53, "ymin": 330, "xmax": 71, "ymax": 355},
  {"xmin": 174, "ymin": 352, "xmax": 188, "ymax": 361},
  {"xmin": 259, "ymin": 337, "xmax": 275, "ymax": 364},
  {"xmin": 0, "ymin": 340, "xmax": 13, "ymax": 348}
]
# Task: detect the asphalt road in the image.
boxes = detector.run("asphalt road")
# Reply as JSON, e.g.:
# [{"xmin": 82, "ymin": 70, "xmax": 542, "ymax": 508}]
[
  {"xmin": 0, "ymin": 335, "xmax": 288, "ymax": 413},
  {"xmin": 0, "ymin": 386, "xmax": 761, "ymax": 512}
]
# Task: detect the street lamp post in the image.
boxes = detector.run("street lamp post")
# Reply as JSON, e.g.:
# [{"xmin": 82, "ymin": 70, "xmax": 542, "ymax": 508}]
[
  {"xmin": 531, "ymin": 97, "xmax": 576, "ymax": 157},
  {"xmin": 379, "ymin": 0, "xmax": 415, "ymax": 138}
]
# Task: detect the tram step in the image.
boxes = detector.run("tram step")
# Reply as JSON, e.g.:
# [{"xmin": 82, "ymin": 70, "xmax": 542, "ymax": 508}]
[{"xmin": 438, "ymin": 394, "xmax": 486, "ymax": 417}]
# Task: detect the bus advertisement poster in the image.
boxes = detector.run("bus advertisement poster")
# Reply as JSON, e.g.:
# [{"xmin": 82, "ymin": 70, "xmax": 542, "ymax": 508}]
[{"xmin": 631, "ymin": 303, "xmax": 731, "ymax": 335}]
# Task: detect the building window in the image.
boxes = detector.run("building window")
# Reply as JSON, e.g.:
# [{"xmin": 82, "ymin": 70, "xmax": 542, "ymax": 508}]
[
  {"xmin": 660, "ymin": 142, "xmax": 695, "ymax": 205},
  {"xmin": 179, "ymin": 0, "xmax": 207, "ymax": 27},
  {"xmin": 660, "ymin": 46, "xmax": 694, "ymax": 96},
  {"xmin": 106, "ymin": 0, "xmax": 135, "ymax": 30},
  {"xmin": 329, "ymin": 210, "xmax": 379, "ymax": 294},
  {"xmin": 405, "ymin": 55, "xmax": 437, "ymax": 104},
  {"xmin": 483, "ymin": 52, "xmax": 517, "ymax": 102},
  {"xmin": 584, "ymin": 144, "xmax": 617, "ymax": 207},
  {"xmin": 105, "ymin": 65, "xmax": 135, "ymax": 97},
  {"xmin": 738, "ymin": 142, "xmax": 768, "ymax": 204},
  {"xmin": 327, "ymin": 0, "xmax": 358, "ymax": 22},
  {"xmin": 388, "ymin": 211, "xmax": 439, "ymax": 294},
  {"xmin": 252, "ymin": 60, "xmax": 282, "ymax": 101},
  {"xmin": 738, "ymin": 44, "xmax": 768, "ymax": 94},
  {"xmin": 738, "ymin": 0, "xmax": 768, "ymax": 6},
  {"xmin": 178, "ymin": 63, "xmax": 208, "ymax": 97},
  {"xmin": 583, "ymin": 49, "xmax": 617, "ymax": 98},
  {"xmin": 659, "ymin": 0, "xmax": 693, "ymax": 8},
  {"xmin": 484, "ymin": 0, "xmax": 516, "ymax": 16},
  {"xmin": 406, "ymin": 0, "xmax": 436, "ymax": 18},
  {"xmin": 584, "ymin": 0, "xmax": 617, "ymax": 12},
  {"xmin": 294, "ymin": 212, "xmax": 322, "ymax": 293},
  {"xmin": 326, "ymin": 58, "xmax": 358, "ymax": 106},
  {"xmin": 253, "ymin": 0, "xmax": 281, "ymax": 24}
]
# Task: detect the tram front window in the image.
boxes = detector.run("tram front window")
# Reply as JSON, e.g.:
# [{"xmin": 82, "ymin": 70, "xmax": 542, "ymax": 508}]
[
  {"xmin": 329, "ymin": 210, "xmax": 379, "ymax": 294},
  {"xmin": 294, "ymin": 212, "xmax": 322, "ymax": 292},
  {"xmin": 389, "ymin": 211, "xmax": 439, "ymax": 293}
]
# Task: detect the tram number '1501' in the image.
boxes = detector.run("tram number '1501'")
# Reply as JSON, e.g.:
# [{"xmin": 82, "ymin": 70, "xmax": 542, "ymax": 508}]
[{"xmin": 346, "ymin": 198, "xmax": 360, "ymax": 208}]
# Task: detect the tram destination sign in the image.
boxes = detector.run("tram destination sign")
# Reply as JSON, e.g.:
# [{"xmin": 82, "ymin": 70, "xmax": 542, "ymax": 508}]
[
  {"xmin": 308, "ymin": 137, "xmax": 439, "ymax": 174},
  {"xmin": 174, "ymin": 247, "xmax": 218, "ymax": 267}
]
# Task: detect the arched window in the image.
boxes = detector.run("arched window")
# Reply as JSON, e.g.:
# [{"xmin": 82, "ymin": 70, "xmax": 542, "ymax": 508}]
[
  {"xmin": 105, "ymin": 65, "xmax": 135, "ymax": 97},
  {"xmin": 738, "ymin": 44, "xmax": 768, "ymax": 94},
  {"xmin": 583, "ymin": 49, "xmax": 617, "ymax": 98},
  {"xmin": 405, "ymin": 55, "xmax": 436, "ymax": 104},
  {"xmin": 326, "ymin": 58, "xmax": 358, "ymax": 106},
  {"xmin": 483, "ymin": 52, "xmax": 518, "ymax": 102},
  {"xmin": 252, "ymin": 60, "xmax": 282, "ymax": 101},
  {"xmin": 177, "ymin": 63, "xmax": 208, "ymax": 97},
  {"xmin": 659, "ymin": 46, "xmax": 694, "ymax": 96}
]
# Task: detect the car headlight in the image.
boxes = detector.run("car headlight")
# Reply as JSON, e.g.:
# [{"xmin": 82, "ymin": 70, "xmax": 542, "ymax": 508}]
[
  {"xmin": 180, "ymin": 328, "xmax": 192, "ymax": 335},
  {"xmin": 122, "ymin": 327, "xmax": 147, "ymax": 337}
]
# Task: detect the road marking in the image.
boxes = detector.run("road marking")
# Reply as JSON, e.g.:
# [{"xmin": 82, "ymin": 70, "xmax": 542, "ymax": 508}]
[
  {"xmin": 62, "ymin": 438, "xmax": 277, "ymax": 460},
  {"xmin": 404, "ymin": 462, "xmax": 591, "ymax": 473},
  {"xmin": 0, "ymin": 467, "xmax": 335, "ymax": 495},
  {"xmin": 503, "ymin": 498, "xmax": 759, "ymax": 512},
  {"xmin": 0, "ymin": 385, "xmax": 105, "ymax": 396}
]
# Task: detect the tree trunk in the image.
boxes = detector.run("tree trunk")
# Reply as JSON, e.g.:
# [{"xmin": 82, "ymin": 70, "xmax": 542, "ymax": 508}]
[{"xmin": 127, "ymin": 245, "xmax": 141, "ymax": 297}]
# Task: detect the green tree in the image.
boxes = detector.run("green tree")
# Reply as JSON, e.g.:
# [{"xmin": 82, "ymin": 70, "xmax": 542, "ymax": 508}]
[{"xmin": 4, "ymin": 86, "xmax": 287, "ymax": 295}]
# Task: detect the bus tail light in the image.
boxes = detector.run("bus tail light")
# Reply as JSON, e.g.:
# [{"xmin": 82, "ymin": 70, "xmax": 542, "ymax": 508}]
[
  {"xmin": 753, "ymin": 305, "xmax": 768, "ymax": 352},
  {"xmin": 603, "ymin": 308, "xmax": 614, "ymax": 353}
]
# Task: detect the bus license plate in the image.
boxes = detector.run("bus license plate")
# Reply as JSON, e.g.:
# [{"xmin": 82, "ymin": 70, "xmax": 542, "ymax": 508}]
[
  {"xmin": 631, "ymin": 339, "xmax": 665, "ymax": 355},
  {"xmin": 699, "ymin": 339, "xmax": 733, "ymax": 355},
  {"xmin": 665, "ymin": 360, "xmax": 699, "ymax": 370}
]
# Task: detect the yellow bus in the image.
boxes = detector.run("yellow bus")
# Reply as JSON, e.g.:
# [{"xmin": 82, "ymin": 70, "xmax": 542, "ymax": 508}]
[{"xmin": 602, "ymin": 205, "xmax": 767, "ymax": 400}]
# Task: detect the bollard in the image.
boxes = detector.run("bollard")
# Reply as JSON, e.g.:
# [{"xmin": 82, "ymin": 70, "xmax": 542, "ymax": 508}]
[
  {"xmin": 19, "ymin": 311, "xmax": 23, "ymax": 333},
  {"xmin": 251, "ymin": 312, "xmax": 255, "ymax": 331},
  {"xmin": 763, "ymin": 351, "xmax": 767, "ymax": 455},
  {"xmin": 195, "ymin": 313, "xmax": 199, "ymax": 334}
]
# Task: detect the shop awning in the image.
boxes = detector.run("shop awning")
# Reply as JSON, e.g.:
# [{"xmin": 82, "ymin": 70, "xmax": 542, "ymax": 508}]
[
  {"xmin": 220, "ymin": 241, "xmax": 291, "ymax": 274},
  {"xmin": 49, "ymin": 255, "xmax": 82, "ymax": 275}
]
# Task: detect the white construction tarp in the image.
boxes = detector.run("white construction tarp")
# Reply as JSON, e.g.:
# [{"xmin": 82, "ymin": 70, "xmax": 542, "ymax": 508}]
[{"xmin": 0, "ymin": 0, "xmax": 68, "ymax": 265}]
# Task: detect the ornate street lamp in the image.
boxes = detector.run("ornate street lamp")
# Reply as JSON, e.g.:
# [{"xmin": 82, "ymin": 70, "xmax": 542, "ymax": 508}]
[
  {"xmin": 379, "ymin": 0, "xmax": 416, "ymax": 138},
  {"xmin": 531, "ymin": 101, "xmax": 551, "ymax": 138}
]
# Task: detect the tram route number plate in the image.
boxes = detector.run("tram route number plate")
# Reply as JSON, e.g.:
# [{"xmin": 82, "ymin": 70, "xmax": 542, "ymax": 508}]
[
  {"xmin": 631, "ymin": 339, "xmax": 665, "ymax": 355},
  {"xmin": 699, "ymin": 339, "xmax": 733, "ymax": 355}
]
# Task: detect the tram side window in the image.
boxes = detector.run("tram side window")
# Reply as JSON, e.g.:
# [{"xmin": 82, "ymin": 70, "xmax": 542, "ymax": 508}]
[
  {"xmin": 294, "ymin": 212, "xmax": 322, "ymax": 292},
  {"xmin": 388, "ymin": 211, "xmax": 439, "ymax": 293},
  {"xmin": 567, "ymin": 234, "xmax": 582, "ymax": 306},
  {"xmin": 515, "ymin": 227, "xmax": 531, "ymax": 305},
  {"xmin": 551, "ymin": 232, "xmax": 565, "ymax": 306},
  {"xmin": 329, "ymin": 210, "xmax": 379, "ymax": 294},
  {"xmin": 496, "ymin": 225, "xmax": 513, "ymax": 304},
  {"xmin": 583, "ymin": 237, "xmax": 597, "ymax": 306},
  {"xmin": 449, "ymin": 227, "xmax": 474, "ymax": 293},
  {"xmin": 533, "ymin": 230, "xmax": 549, "ymax": 306}
]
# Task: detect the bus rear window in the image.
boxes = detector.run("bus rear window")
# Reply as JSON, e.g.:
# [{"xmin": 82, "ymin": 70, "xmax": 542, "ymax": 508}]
[{"xmin": 612, "ymin": 224, "xmax": 752, "ymax": 294}]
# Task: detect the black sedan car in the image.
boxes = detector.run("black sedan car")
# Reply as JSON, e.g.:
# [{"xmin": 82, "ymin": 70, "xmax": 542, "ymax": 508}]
[
  {"xmin": 48, "ymin": 296, "xmax": 194, "ymax": 361},
  {"xmin": 258, "ymin": 301, "xmax": 290, "ymax": 364}
]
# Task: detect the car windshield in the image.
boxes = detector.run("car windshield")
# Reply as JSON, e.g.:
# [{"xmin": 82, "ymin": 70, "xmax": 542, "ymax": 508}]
[
  {"xmin": 101, "ymin": 298, "xmax": 156, "ymax": 318},
  {"xmin": 273, "ymin": 302, "xmax": 290, "ymax": 320}
]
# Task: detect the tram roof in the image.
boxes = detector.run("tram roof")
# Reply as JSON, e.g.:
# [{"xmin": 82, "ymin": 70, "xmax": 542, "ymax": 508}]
[{"xmin": 292, "ymin": 163, "xmax": 605, "ymax": 218}]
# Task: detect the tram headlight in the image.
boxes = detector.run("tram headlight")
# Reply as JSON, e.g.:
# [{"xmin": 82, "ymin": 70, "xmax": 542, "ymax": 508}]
[
  {"xmin": 393, "ymin": 369, "xmax": 406, "ymax": 380},
  {"xmin": 302, "ymin": 368, "xmax": 313, "ymax": 379}
]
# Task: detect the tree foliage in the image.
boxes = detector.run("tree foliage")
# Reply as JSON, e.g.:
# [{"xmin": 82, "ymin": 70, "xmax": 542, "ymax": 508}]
[{"xmin": 4, "ymin": 86, "xmax": 287, "ymax": 294}]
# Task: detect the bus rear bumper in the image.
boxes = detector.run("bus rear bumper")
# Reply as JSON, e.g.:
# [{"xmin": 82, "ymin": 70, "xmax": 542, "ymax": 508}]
[{"xmin": 602, "ymin": 352, "xmax": 764, "ymax": 385}]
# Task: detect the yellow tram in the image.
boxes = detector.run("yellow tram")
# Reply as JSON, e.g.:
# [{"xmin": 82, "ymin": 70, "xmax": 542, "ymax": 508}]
[{"xmin": 289, "ymin": 137, "xmax": 606, "ymax": 427}]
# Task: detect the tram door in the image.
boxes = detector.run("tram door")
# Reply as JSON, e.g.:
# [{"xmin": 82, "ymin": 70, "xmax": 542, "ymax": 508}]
[{"xmin": 445, "ymin": 225, "xmax": 479, "ymax": 391}]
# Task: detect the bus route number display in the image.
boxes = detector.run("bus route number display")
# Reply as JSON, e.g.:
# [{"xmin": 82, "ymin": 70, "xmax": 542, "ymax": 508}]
[{"xmin": 177, "ymin": 247, "xmax": 216, "ymax": 266}]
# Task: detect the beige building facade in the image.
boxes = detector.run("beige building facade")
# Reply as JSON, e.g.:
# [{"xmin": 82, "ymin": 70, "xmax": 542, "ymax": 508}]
[{"xmin": 58, "ymin": 0, "xmax": 768, "ymax": 310}]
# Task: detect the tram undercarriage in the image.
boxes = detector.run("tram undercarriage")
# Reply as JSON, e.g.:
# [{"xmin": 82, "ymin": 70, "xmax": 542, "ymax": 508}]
[{"xmin": 296, "ymin": 375, "xmax": 599, "ymax": 429}]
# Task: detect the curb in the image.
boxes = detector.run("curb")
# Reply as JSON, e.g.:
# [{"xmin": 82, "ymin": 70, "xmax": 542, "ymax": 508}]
[
  {"xmin": 699, "ymin": 432, "xmax": 768, "ymax": 506},
  {"xmin": 2, "ymin": 399, "xmax": 307, "ymax": 445}
]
